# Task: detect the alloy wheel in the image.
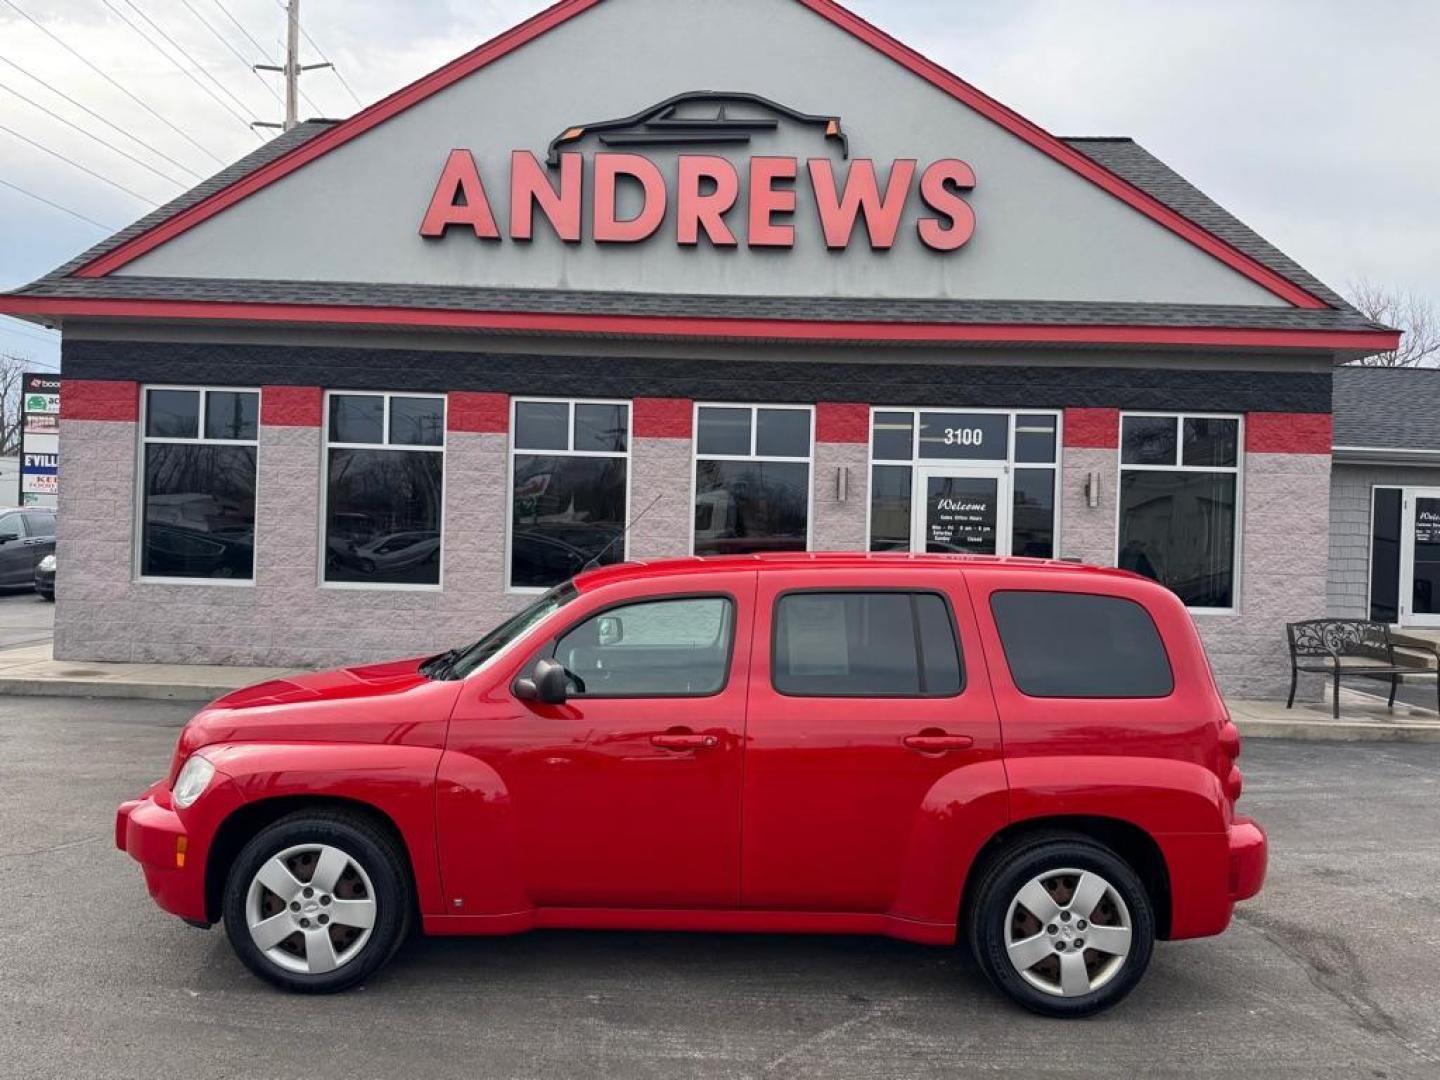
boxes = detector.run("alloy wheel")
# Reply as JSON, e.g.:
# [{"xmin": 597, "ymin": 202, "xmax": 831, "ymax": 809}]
[
  {"xmin": 1003, "ymin": 867, "xmax": 1133, "ymax": 998},
  {"xmin": 245, "ymin": 843, "xmax": 378, "ymax": 975}
]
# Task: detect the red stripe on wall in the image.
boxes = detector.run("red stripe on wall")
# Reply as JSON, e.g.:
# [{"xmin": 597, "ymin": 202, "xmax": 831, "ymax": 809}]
[
  {"xmin": 261, "ymin": 385, "xmax": 322, "ymax": 427},
  {"xmin": 816, "ymin": 402, "xmax": 870, "ymax": 444},
  {"xmin": 1062, "ymin": 408, "xmax": 1119, "ymax": 449},
  {"xmin": 60, "ymin": 379, "xmax": 137, "ymax": 422},
  {"xmin": 633, "ymin": 397, "xmax": 693, "ymax": 439},
  {"xmin": 448, "ymin": 392, "xmax": 509, "ymax": 433},
  {"xmin": 1245, "ymin": 412, "xmax": 1332, "ymax": 455}
]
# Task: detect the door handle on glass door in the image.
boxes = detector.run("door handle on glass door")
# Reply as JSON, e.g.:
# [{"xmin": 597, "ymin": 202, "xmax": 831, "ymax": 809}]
[
  {"xmin": 903, "ymin": 733, "xmax": 974, "ymax": 752},
  {"xmin": 651, "ymin": 732, "xmax": 720, "ymax": 751}
]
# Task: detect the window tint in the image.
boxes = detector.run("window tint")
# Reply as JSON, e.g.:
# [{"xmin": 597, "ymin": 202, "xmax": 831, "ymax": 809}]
[
  {"xmin": 0, "ymin": 513, "xmax": 20, "ymax": 538},
  {"xmin": 204, "ymin": 391, "xmax": 259, "ymax": 441},
  {"xmin": 990, "ymin": 591, "xmax": 1173, "ymax": 698},
  {"xmin": 389, "ymin": 396, "xmax": 445, "ymax": 447},
  {"xmin": 696, "ymin": 407, "xmax": 751, "ymax": 456},
  {"xmin": 773, "ymin": 591, "xmax": 962, "ymax": 697},
  {"xmin": 1370, "ymin": 487, "xmax": 1403, "ymax": 622},
  {"xmin": 146, "ymin": 389, "xmax": 199, "ymax": 439},
  {"xmin": 1119, "ymin": 471, "xmax": 1237, "ymax": 609},
  {"xmin": 24, "ymin": 511, "xmax": 56, "ymax": 537},
  {"xmin": 329, "ymin": 394, "xmax": 384, "ymax": 444},
  {"xmin": 554, "ymin": 597, "xmax": 733, "ymax": 697},
  {"xmin": 1121, "ymin": 415, "xmax": 1177, "ymax": 466}
]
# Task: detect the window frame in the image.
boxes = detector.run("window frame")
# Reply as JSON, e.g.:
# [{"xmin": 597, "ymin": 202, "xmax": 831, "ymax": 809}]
[
  {"xmin": 689, "ymin": 402, "xmax": 816, "ymax": 557},
  {"xmin": 506, "ymin": 395, "xmax": 633, "ymax": 596},
  {"xmin": 769, "ymin": 586, "xmax": 967, "ymax": 699},
  {"xmin": 135, "ymin": 383, "xmax": 261, "ymax": 587},
  {"xmin": 543, "ymin": 591, "xmax": 739, "ymax": 699},
  {"xmin": 320, "ymin": 389, "xmax": 448, "ymax": 592},
  {"xmin": 1115, "ymin": 412, "xmax": 1244, "ymax": 615},
  {"xmin": 864, "ymin": 406, "xmax": 1063, "ymax": 557}
]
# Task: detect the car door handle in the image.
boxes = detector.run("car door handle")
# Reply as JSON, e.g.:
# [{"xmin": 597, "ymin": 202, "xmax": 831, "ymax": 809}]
[
  {"xmin": 903, "ymin": 733, "xmax": 974, "ymax": 753},
  {"xmin": 651, "ymin": 732, "xmax": 720, "ymax": 751}
]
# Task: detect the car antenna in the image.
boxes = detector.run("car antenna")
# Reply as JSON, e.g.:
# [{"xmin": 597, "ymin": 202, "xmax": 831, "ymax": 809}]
[{"xmin": 582, "ymin": 493, "xmax": 664, "ymax": 572}]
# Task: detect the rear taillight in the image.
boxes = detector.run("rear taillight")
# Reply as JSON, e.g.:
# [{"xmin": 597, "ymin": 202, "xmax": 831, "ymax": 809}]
[{"xmin": 1219, "ymin": 720, "xmax": 1243, "ymax": 802}]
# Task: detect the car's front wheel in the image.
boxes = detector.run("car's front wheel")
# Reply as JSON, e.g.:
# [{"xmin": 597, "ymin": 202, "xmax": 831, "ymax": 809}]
[
  {"xmin": 967, "ymin": 834, "xmax": 1154, "ymax": 1017},
  {"xmin": 222, "ymin": 811, "xmax": 412, "ymax": 993}
]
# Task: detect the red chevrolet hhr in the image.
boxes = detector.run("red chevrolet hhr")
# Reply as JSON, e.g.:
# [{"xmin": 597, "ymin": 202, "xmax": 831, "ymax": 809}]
[{"xmin": 117, "ymin": 554, "xmax": 1265, "ymax": 1017}]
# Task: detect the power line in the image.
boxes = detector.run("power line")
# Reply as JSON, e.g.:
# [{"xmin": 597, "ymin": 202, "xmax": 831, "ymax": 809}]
[
  {"xmin": 0, "ymin": 0, "xmax": 226, "ymax": 167},
  {"xmin": 0, "ymin": 75, "xmax": 190, "ymax": 188},
  {"xmin": 0, "ymin": 315, "xmax": 62, "ymax": 344},
  {"xmin": 115, "ymin": 0, "xmax": 263, "ymax": 134},
  {"xmin": 0, "ymin": 54, "xmax": 203, "ymax": 182},
  {"xmin": 97, "ymin": 0, "xmax": 259, "ymax": 137},
  {"xmin": 204, "ymin": 0, "xmax": 323, "ymax": 116},
  {"xmin": 275, "ymin": 0, "xmax": 362, "ymax": 108},
  {"xmin": 177, "ymin": 0, "xmax": 283, "ymax": 110},
  {"xmin": 0, "ymin": 122, "xmax": 160, "ymax": 206}
]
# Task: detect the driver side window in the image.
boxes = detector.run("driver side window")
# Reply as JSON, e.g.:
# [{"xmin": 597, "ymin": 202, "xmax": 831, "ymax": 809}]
[{"xmin": 553, "ymin": 596, "xmax": 734, "ymax": 698}]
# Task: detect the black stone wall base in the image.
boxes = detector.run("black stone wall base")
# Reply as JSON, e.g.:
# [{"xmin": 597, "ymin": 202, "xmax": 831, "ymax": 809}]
[{"xmin": 63, "ymin": 339, "xmax": 1332, "ymax": 414}]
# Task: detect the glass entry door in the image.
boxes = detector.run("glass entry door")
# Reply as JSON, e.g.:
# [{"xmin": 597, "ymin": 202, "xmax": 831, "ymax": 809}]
[
  {"xmin": 912, "ymin": 466, "xmax": 1010, "ymax": 556},
  {"xmin": 1401, "ymin": 489, "xmax": 1440, "ymax": 626}
]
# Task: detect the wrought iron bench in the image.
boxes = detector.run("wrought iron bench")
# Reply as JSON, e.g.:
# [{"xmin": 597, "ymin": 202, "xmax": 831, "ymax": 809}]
[{"xmin": 1286, "ymin": 619, "xmax": 1440, "ymax": 719}]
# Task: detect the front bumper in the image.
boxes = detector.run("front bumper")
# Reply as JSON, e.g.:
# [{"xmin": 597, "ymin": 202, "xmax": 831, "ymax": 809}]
[
  {"xmin": 1227, "ymin": 815, "xmax": 1268, "ymax": 902},
  {"xmin": 116, "ymin": 775, "xmax": 242, "ymax": 925}
]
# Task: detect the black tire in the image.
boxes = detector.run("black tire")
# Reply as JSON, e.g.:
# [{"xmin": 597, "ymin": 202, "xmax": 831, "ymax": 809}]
[
  {"xmin": 222, "ymin": 810, "xmax": 412, "ymax": 993},
  {"xmin": 967, "ymin": 833, "xmax": 1154, "ymax": 1018}
]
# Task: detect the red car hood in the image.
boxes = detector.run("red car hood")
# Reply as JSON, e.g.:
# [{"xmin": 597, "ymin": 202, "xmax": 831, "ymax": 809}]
[
  {"xmin": 167, "ymin": 657, "xmax": 460, "ymax": 781},
  {"xmin": 209, "ymin": 657, "xmax": 433, "ymax": 709}
]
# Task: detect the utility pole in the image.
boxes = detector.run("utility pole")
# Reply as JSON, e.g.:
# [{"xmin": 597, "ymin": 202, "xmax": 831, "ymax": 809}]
[{"xmin": 254, "ymin": 0, "xmax": 330, "ymax": 133}]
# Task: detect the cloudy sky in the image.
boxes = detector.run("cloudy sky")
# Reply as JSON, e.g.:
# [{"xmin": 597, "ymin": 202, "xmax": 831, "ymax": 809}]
[{"xmin": 2, "ymin": 0, "xmax": 1437, "ymax": 369}]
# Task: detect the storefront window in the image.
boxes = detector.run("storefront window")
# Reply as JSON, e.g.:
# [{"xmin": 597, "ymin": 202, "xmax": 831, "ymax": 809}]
[
  {"xmin": 140, "ymin": 386, "xmax": 258, "ymax": 581},
  {"xmin": 510, "ymin": 398, "xmax": 629, "ymax": 590},
  {"xmin": 868, "ymin": 409, "xmax": 1059, "ymax": 556},
  {"xmin": 324, "ymin": 392, "xmax": 446, "ymax": 587},
  {"xmin": 693, "ymin": 404, "xmax": 812, "ymax": 556},
  {"xmin": 1118, "ymin": 413, "xmax": 1240, "ymax": 610},
  {"xmin": 1369, "ymin": 488, "xmax": 1402, "ymax": 623}
]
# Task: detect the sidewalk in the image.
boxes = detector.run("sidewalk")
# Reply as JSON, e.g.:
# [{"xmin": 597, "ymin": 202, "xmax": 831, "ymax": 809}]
[
  {"xmin": 1, "ymin": 643, "xmax": 1438, "ymax": 740},
  {"xmin": 0, "ymin": 644, "xmax": 297, "ymax": 703}
]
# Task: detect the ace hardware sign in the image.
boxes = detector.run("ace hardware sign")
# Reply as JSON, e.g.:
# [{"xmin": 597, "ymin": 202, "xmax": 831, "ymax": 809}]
[{"xmin": 19, "ymin": 372, "xmax": 60, "ymax": 508}]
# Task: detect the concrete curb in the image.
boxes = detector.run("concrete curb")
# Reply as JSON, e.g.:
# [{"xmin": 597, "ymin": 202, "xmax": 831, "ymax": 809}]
[
  {"xmin": 1235, "ymin": 717, "xmax": 1440, "ymax": 743},
  {"xmin": 0, "ymin": 678, "xmax": 229, "ymax": 703}
]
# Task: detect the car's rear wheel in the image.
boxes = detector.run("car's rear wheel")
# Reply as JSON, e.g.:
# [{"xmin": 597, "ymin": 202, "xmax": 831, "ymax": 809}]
[
  {"xmin": 222, "ymin": 811, "xmax": 411, "ymax": 993},
  {"xmin": 968, "ymin": 835, "xmax": 1154, "ymax": 1017}
]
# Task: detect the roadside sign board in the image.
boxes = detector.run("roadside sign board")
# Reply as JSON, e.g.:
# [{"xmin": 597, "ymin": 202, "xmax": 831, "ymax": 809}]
[{"xmin": 19, "ymin": 373, "xmax": 59, "ymax": 509}]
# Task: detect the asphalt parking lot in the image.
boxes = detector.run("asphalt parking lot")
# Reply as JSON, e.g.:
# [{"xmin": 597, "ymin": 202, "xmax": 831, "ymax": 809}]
[
  {"xmin": 2, "ymin": 695, "xmax": 1439, "ymax": 1079},
  {"xmin": 0, "ymin": 589, "xmax": 53, "ymax": 651}
]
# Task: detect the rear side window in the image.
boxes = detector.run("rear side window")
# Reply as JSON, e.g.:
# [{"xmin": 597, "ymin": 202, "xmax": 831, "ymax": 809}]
[
  {"xmin": 989, "ymin": 590, "xmax": 1173, "ymax": 698},
  {"xmin": 773, "ymin": 591, "xmax": 963, "ymax": 697},
  {"xmin": 24, "ymin": 512, "xmax": 56, "ymax": 536}
]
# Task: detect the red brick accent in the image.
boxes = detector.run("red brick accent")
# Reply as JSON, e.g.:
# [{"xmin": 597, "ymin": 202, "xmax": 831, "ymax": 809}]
[
  {"xmin": 633, "ymin": 397, "xmax": 692, "ymax": 439},
  {"xmin": 60, "ymin": 379, "xmax": 138, "ymax": 422},
  {"xmin": 448, "ymin": 392, "xmax": 509, "ymax": 433},
  {"xmin": 815, "ymin": 402, "xmax": 869, "ymax": 443},
  {"xmin": 1245, "ymin": 412, "xmax": 1332, "ymax": 455},
  {"xmin": 1063, "ymin": 408, "xmax": 1120, "ymax": 449},
  {"xmin": 261, "ymin": 385, "xmax": 322, "ymax": 427}
]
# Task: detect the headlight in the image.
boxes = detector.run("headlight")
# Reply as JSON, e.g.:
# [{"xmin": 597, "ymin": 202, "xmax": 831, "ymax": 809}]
[
  {"xmin": 38, "ymin": 554, "xmax": 55, "ymax": 572},
  {"xmin": 172, "ymin": 753, "xmax": 216, "ymax": 808}
]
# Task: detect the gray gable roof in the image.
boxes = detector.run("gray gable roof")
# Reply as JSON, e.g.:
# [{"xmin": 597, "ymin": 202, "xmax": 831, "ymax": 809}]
[
  {"xmin": 1334, "ymin": 367, "xmax": 1440, "ymax": 452},
  {"xmin": 4, "ymin": 122, "xmax": 1385, "ymax": 343}
]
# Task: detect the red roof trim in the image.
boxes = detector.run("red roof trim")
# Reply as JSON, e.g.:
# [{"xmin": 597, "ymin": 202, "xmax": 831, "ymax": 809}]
[
  {"xmin": 0, "ymin": 296, "xmax": 1400, "ymax": 352},
  {"xmin": 73, "ymin": 0, "xmax": 603, "ymax": 278},
  {"xmin": 69, "ymin": 0, "xmax": 1327, "ymax": 310},
  {"xmin": 795, "ymin": 0, "xmax": 1325, "ymax": 309}
]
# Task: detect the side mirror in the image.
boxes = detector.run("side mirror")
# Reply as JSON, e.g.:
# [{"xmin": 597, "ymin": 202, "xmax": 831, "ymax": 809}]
[
  {"xmin": 514, "ymin": 656, "xmax": 568, "ymax": 705},
  {"xmin": 0, "ymin": 533, "xmax": 16, "ymax": 546}
]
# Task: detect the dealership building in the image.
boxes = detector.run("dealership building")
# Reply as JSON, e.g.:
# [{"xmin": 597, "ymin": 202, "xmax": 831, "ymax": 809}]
[{"xmin": 0, "ymin": 0, "xmax": 1403, "ymax": 697}]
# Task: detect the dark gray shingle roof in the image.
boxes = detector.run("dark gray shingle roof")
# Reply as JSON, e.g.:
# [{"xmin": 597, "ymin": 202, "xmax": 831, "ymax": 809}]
[{"xmin": 1334, "ymin": 367, "xmax": 1440, "ymax": 451}]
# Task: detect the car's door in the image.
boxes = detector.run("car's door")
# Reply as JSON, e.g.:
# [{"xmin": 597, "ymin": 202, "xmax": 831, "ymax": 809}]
[
  {"xmin": 0, "ymin": 512, "xmax": 28, "ymax": 586},
  {"xmin": 740, "ymin": 568, "xmax": 1006, "ymax": 915},
  {"xmin": 21, "ymin": 510, "xmax": 56, "ymax": 574},
  {"xmin": 441, "ymin": 571, "xmax": 756, "ymax": 912}
]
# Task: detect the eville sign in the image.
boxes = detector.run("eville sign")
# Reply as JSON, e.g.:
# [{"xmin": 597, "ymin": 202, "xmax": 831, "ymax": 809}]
[{"xmin": 419, "ymin": 92, "xmax": 976, "ymax": 252}]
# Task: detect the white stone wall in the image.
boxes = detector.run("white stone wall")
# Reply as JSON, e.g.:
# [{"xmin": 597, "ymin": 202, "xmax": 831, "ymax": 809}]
[
  {"xmin": 1059, "ymin": 445, "xmax": 1119, "ymax": 567},
  {"xmin": 628, "ymin": 435, "xmax": 696, "ymax": 560},
  {"xmin": 812, "ymin": 441, "xmax": 870, "ymax": 552},
  {"xmin": 55, "ymin": 417, "xmax": 529, "ymax": 668}
]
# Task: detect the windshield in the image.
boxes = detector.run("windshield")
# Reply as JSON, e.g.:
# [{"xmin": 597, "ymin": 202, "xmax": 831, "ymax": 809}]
[{"xmin": 440, "ymin": 582, "xmax": 579, "ymax": 680}]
